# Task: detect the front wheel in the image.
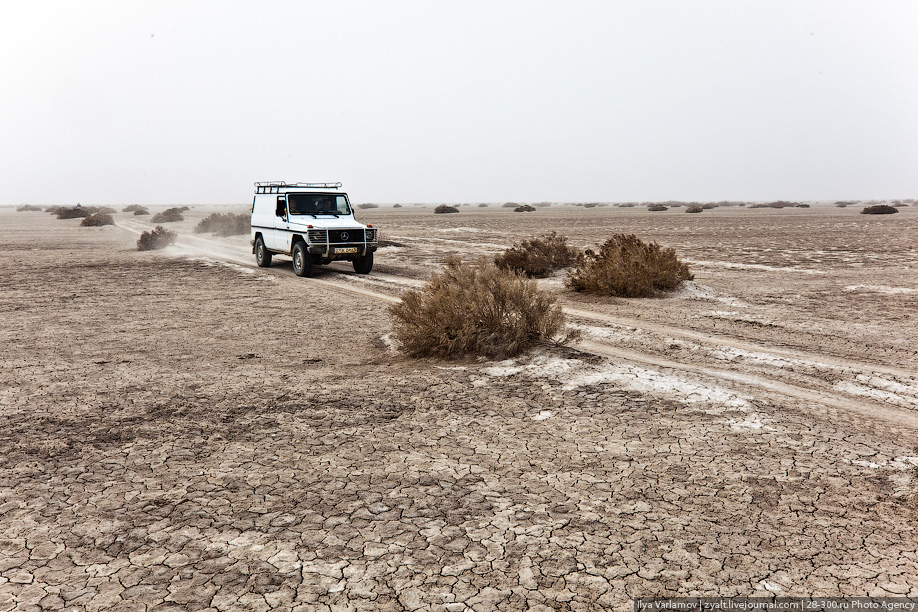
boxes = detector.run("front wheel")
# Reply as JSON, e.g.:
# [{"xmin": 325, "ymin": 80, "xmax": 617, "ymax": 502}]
[
  {"xmin": 255, "ymin": 236, "xmax": 272, "ymax": 267},
  {"xmin": 292, "ymin": 242, "xmax": 312, "ymax": 277},
  {"xmin": 353, "ymin": 252, "xmax": 373, "ymax": 274}
]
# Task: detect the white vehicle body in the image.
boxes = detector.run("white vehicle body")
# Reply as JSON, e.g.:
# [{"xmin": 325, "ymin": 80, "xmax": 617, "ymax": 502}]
[{"xmin": 250, "ymin": 181, "xmax": 377, "ymax": 276}]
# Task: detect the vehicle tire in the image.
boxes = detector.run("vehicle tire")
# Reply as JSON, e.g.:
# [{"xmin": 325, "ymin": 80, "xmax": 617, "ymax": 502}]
[
  {"xmin": 255, "ymin": 236, "xmax": 272, "ymax": 267},
  {"xmin": 352, "ymin": 252, "xmax": 373, "ymax": 274},
  {"xmin": 292, "ymin": 241, "xmax": 312, "ymax": 277}
]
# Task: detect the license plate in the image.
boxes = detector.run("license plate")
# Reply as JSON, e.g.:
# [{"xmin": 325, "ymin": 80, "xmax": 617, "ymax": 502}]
[{"xmin": 336, "ymin": 247, "xmax": 358, "ymax": 254}]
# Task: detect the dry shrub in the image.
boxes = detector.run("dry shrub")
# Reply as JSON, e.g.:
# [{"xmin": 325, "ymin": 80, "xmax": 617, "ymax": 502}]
[
  {"xmin": 151, "ymin": 207, "xmax": 184, "ymax": 223},
  {"xmin": 647, "ymin": 204, "xmax": 668, "ymax": 212},
  {"xmin": 749, "ymin": 201, "xmax": 798, "ymax": 209},
  {"xmin": 56, "ymin": 207, "xmax": 91, "ymax": 219},
  {"xmin": 392, "ymin": 204, "xmax": 403, "ymax": 208},
  {"xmin": 894, "ymin": 203, "xmax": 908, "ymax": 207},
  {"xmin": 133, "ymin": 208, "xmax": 150, "ymax": 215},
  {"xmin": 795, "ymin": 203, "xmax": 810, "ymax": 208},
  {"xmin": 194, "ymin": 212, "xmax": 249, "ymax": 236},
  {"xmin": 566, "ymin": 234, "xmax": 693, "ymax": 297},
  {"xmin": 137, "ymin": 226, "xmax": 177, "ymax": 251},
  {"xmin": 583, "ymin": 202, "xmax": 598, "ymax": 208},
  {"xmin": 861, "ymin": 205, "xmax": 899, "ymax": 215},
  {"xmin": 502, "ymin": 202, "xmax": 519, "ymax": 208},
  {"xmin": 358, "ymin": 203, "xmax": 379, "ymax": 209},
  {"xmin": 80, "ymin": 213, "xmax": 114, "ymax": 226},
  {"xmin": 494, "ymin": 232, "xmax": 578, "ymax": 278},
  {"xmin": 685, "ymin": 206, "xmax": 704, "ymax": 213},
  {"xmin": 434, "ymin": 205, "xmax": 459, "ymax": 214},
  {"xmin": 389, "ymin": 258, "xmax": 566, "ymax": 359},
  {"xmin": 123, "ymin": 204, "xmax": 145, "ymax": 212},
  {"xmin": 514, "ymin": 205, "xmax": 536, "ymax": 212},
  {"xmin": 478, "ymin": 203, "xmax": 489, "ymax": 207},
  {"xmin": 702, "ymin": 203, "xmax": 718, "ymax": 209},
  {"xmin": 835, "ymin": 201, "xmax": 852, "ymax": 207},
  {"xmin": 16, "ymin": 205, "xmax": 43, "ymax": 212}
]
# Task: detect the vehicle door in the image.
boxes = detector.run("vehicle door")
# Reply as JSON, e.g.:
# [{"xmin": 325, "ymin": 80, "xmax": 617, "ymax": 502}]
[{"xmin": 272, "ymin": 196, "xmax": 291, "ymax": 253}]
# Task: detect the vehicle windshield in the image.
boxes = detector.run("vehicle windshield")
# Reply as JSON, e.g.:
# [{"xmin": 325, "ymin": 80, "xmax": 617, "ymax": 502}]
[{"xmin": 288, "ymin": 194, "xmax": 351, "ymax": 216}]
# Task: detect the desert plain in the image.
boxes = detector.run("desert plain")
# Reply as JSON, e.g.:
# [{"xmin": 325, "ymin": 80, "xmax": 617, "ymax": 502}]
[{"xmin": 1, "ymin": 202, "xmax": 917, "ymax": 611}]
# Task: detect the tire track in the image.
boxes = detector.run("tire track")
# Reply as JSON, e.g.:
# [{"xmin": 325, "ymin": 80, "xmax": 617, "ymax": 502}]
[{"xmin": 115, "ymin": 220, "xmax": 918, "ymax": 430}]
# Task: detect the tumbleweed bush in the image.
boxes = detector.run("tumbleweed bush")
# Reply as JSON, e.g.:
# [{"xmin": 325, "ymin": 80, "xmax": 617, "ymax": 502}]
[
  {"xmin": 494, "ymin": 232, "xmax": 578, "ymax": 278},
  {"xmin": 194, "ymin": 213, "xmax": 249, "ymax": 236},
  {"xmin": 566, "ymin": 234, "xmax": 693, "ymax": 297},
  {"xmin": 80, "ymin": 213, "xmax": 114, "ymax": 227},
  {"xmin": 389, "ymin": 258, "xmax": 566, "ymax": 359},
  {"xmin": 137, "ymin": 226, "xmax": 177, "ymax": 251}
]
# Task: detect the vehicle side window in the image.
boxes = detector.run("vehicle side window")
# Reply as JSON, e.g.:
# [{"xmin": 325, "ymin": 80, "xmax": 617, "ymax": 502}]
[
  {"xmin": 336, "ymin": 196, "xmax": 349, "ymax": 214},
  {"xmin": 276, "ymin": 197, "xmax": 287, "ymax": 217}
]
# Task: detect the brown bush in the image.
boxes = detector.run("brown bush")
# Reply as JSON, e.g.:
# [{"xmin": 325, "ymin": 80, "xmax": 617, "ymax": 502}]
[
  {"xmin": 861, "ymin": 205, "xmax": 899, "ymax": 215},
  {"xmin": 434, "ymin": 205, "xmax": 459, "ymax": 214},
  {"xmin": 392, "ymin": 204, "xmax": 403, "ymax": 208},
  {"xmin": 389, "ymin": 258, "xmax": 567, "ymax": 359},
  {"xmin": 514, "ymin": 205, "xmax": 536, "ymax": 212},
  {"xmin": 478, "ymin": 203, "xmax": 489, "ymax": 207},
  {"xmin": 122, "ymin": 204, "xmax": 146, "ymax": 212},
  {"xmin": 357, "ymin": 203, "xmax": 379, "ymax": 209},
  {"xmin": 133, "ymin": 208, "xmax": 150, "ymax": 215},
  {"xmin": 502, "ymin": 202, "xmax": 519, "ymax": 208},
  {"xmin": 685, "ymin": 206, "xmax": 704, "ymax": 213},
  {"xmin": 494, "ymin": 232, "xmax": 578, "ymax": 278},
  {"xmin": 56, "ymin": 207, "xmax": 91, "ymax": 219},
  {"xmin": 566, "ymin": 234, "xmax": 693, "ymax": 297},
  {"xmin": 701, "ymin": 203, "xmax": 718, "ymax": 209},
  {"xmin": 150, "ymin": 207, "xmax": 184, "ymax": 223},
  {"xmin": 194, "ymin": 212, "xmax": 249, "ymax": 236},
  {"xmin": 137, "ymin": 226, "xmax": 177, "ymax": 251},
  {"xmin": 16, "ymin": 205, "xmax": 43, "ymax": 212},
  {"xmin": 647, "ymin": 204, "xmax": 668, "ymax": 212},
  {"xmin": 80, "ymin": 213, "xmax": 114, "ymax": 226}
]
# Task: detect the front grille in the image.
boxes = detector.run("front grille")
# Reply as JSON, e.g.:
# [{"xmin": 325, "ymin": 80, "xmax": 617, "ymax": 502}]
[
  {"xmin": 328, "ymin": 229, "xmax": 365, "ymax": 244},
  {"xmin": 307, "ymin": 229, "xmax": 327, "ymax": 243}
]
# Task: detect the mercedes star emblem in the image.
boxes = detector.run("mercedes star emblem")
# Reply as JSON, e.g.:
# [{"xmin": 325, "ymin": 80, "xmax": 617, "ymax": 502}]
[{"xmin": 340, "ymin": 232, "xmax": 349, "ymax": 241}]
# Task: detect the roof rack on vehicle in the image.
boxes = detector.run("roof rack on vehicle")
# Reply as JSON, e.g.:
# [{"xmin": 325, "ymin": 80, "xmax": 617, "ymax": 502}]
[{"xmin": 254, "ymin": 181, "xmax": 342, "ymax": 194}]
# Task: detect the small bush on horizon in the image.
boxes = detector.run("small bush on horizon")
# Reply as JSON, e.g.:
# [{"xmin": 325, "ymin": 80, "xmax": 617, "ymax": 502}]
[
  {"xmin": 137, "ymin": 226, "xmax": 177, "ymax": 251},
  {"xmin": 389, "ymin": 257, "xmax": 567, "ymax": 359},
  {"xmin": 502, "ymin": 202, "xmax": 519, "ymax": 208},
  {"xmin": 16, "ymin": 205, "xmax": 43, "ymax": 212},
  {"xmin": 685, "ymin": 206, "xmax": 704, "ymax": 213},
  {"xmin": 81, "ymin": 213, "xmax": 114, "ymax": 227},
  {"xmin": 123, "ymin": 204, "xmax": 146, "ymax": 212},
  {"xmin": 514, "ymin": 205, "xmax": 536, "ymax": 212},
  {"xmin": 434, "ymin": 205, "xmax": 459, "ymax": 214},
  {"xmin": 494, "ymin": 232, "xmax": 578, "ymax": 278},
  {"xmin": 702, "ymin": 203, "xmax": 718, "ymax": 210},
  {"xmin": 194, "ymin": 212, "xmax": 249, "ymax": 236},
  {"xmin": 392, "ymin": 203, "xmax": 402, "ymax": 208},
  {"xmin": 133, "ymin": 208, "xmax": 150, "ymax": 215},
  {"xmin": 861, "ymin": 205, "xmax": 899, "ymax": 215},
  {"xmin": 478, "ymin": 203, "xmax": 489, "ymax": 207},
  {"xmin": 567, "ymin": 234, "xmax": 693, "ymax": 297},
  {"xmin": 647, "ymin": 204, "xmax": 668, "ymax": 212},
  {"xmin": 151, "ymin": 208, "xmax": 184, "ymax": 223},
  {"xmin": 358, "ymin": 203, "xmax": 379, "ymax": 209},
  {"xmin": 56, "ymin": 207, "xmax": 92, "ymax": 219}
]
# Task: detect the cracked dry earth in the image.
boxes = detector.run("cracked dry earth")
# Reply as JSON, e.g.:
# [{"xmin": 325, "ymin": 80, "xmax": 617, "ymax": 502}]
[{"xmin": 2, "ymin": 205, "xmax": 918, "ymax": 611}]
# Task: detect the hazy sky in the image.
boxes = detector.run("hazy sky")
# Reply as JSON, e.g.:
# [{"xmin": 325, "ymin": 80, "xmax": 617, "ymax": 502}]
[{"xmin": 2, "ymin": 1, "xmax": 916, "ymax": 205}]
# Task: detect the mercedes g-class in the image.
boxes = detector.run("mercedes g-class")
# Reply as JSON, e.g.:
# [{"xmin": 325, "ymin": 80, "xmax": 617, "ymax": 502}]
[{"xmin": 250, "ymin": 182, "xmax": 378, "ymax": 277}]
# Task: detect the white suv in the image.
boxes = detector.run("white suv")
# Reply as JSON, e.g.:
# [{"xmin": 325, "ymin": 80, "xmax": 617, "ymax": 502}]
[{"xmin": 250, "ymin": 182, "xmax": 378, "ymax": 276}]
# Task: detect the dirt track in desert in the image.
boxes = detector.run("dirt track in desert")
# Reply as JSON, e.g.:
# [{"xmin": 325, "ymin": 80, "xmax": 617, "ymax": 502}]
[{"xmin": 2, "ymin": 203, "xmax": 917, "ymax": 611}]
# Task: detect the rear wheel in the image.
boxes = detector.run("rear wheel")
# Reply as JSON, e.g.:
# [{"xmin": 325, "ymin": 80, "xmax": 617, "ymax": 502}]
[
  {"xmin": 353, "ymin": 252, "xmax": 373, "ymax": 274},
  {"xmin": 255, "ymin": 236, "xmax": 272, "ymax": 267},
  {"xmin": 292, "ymin": 241, "xmax": 312, "ymax": 277}
]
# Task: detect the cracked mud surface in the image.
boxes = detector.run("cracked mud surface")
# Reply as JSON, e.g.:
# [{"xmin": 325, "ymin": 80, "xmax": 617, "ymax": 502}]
[{"xmin": 2, "ymin": 205, "xmax": 917, "ymax": 611}]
